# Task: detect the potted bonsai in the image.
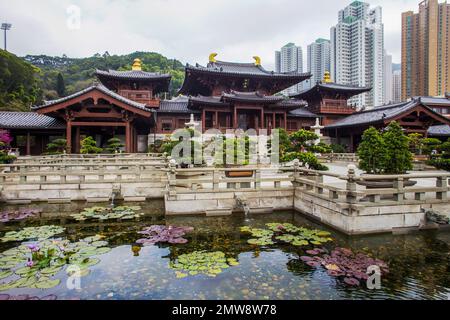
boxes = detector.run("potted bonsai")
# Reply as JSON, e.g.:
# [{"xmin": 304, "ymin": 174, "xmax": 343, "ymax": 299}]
[{"xmin": 357, "ymin": 122, "xmax": 415, "ymax": 188}]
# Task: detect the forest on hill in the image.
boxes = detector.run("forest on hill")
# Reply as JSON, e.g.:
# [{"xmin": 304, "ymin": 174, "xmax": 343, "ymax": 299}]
[{"xmin": 0, "ymin": 50, "xmax": 186, "ymax": 111}]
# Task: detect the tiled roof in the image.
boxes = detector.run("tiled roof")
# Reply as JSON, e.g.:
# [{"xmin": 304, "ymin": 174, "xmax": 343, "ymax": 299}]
[
  {"xmin": 288, "ymin": 108, "xmax": 318, "ymax": 118},
  {"xmin": 95, "ymin": 69, "xmax": 171, "ymax": 81},
  {"xmin": 428, "ymin": 124, "xmax": 450, "ymax": 136},
  {"xmin": 0, "ymin": 112, "xmax": 65, "ymax": 129},
  {"xmin": 158, "ymin": 97, "xmax": 200, "ymax": 114},
  {"xmin": 326, "ymin": 99, "xmax": 450, "ymax": 129},
  {"xmin": 32, "ymin": 83, "xmax": 150, "ymax": 112},
  {"xmin": 186, "ymin": 60, "xmax": 311, "ymax": 79},
  {"xmin": 222, "ymin": 91, "xmax": 284, "ymax": 103},
  {"xmin": 291, "ymin": 82, "xmax": 372, "ymax": 99},
  {"xmin": 325, "ymin": 101, "xmax": 414, "ymax": 129},
  {"xmin": 415, "ymin": 96, "xmax": 450, "ymax": 106}
]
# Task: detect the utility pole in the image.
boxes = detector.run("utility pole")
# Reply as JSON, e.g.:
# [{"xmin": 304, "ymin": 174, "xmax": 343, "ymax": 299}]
[{"xmin": 1, "ymin": 23, "xmax": 12, "ymax": 51}]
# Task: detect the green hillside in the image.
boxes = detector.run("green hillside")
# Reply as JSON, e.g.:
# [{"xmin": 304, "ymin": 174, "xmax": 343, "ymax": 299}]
[{"xmin": 23, "ymin": 51, "xmax": 186, "ymax": 101}]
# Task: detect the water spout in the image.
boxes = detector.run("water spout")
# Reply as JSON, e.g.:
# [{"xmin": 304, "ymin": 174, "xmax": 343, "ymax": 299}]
[
  {"xmin": 236, "ymin": 195, "xmax": 251, "ymax": 221},
  {"xmin": 110, "ymin": 185, "xmax": 121, "ymax": 208}
]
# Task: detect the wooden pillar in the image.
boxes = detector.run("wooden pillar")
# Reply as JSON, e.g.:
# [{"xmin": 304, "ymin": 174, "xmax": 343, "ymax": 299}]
[
  {"xmin": 202, "ymin": 109, "xmax": 206, "ymax": 132},
  {"xmin": 125, "ymin": 121, "xmax": 131, "ymax": 153},
  {"xmin": 75, "ymin": 126, "xmax": 81, "ymax": 154},
  {"xmin": 284, "ymin": 112, "xmax": 287, "ymax": 130},
  {"xmin": 350, "ymin": 134, "xmax": 354, "ymax": 153},
  {"xmin": 66, "ymin": 121, "xmax": 72, "ymax": 153},
  {"xmin": 272, "ymin": 112, "xmax": 276, "ymax": 129},
  {"xmin": 260, "ymin": 108, "xmax": 264, "ymax": 129},
  {"xmin": 215, "ymin": 111, "xmax": 219, "ymax": 129},
  {"xmin": 233, "ymin": 107, "xmax": 238, "ymax": 128},
  {"xmin": 26, "ymin": 131, "xmax": 31, "ymax": 156}
]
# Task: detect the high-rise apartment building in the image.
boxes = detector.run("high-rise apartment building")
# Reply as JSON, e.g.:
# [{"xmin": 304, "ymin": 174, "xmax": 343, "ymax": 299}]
[
  {"xmin": 401, "ymin": 0, "xmax": 450, "ymax": 100},
  {"xmin": 330, "ymin": 1, "xmax": 385, "ymax": 108},
  {"xmin": 275, "ymin": 43, "xmax": 304, "ymax": 95},
  {"xmin": 384, "ymin": 51, "xmax": 393, "ymax": 104},
  {"xmin": 392, "ymin": 70, "xmax": 402, "ymax": 103},
  {"xmin": 307, "ymin": 38, "xmax": 331, "ymax": 89}
]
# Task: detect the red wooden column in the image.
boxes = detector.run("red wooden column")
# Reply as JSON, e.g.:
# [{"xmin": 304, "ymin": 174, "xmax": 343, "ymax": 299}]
[
  {"xmin": 125, "ymin": 121, "xmax": 131, "ymax": 153},
  {"xmin": 202, "ymin": 109, "xmax": 206, "ymax": 132},
  {"xmin": 272, "ymin": 112, "xmax": 276, "ymax": 129},
  {"xmin": 215, "ymin": 111, "xmax": 219, "ymax": 128},
  {"xmin": 66, "ymin": 121, "xmax": 72, "ymax": 153},
  {"xmin": 233, "ymin": 107, "xmax": 238, "ymax": 128},
  {"xmin": 74, "ymin": 127, "xmax": 81, "ymax": 154},
  {"xmin": 26, "ymin": 131, "xmax": 31, "ymax": 156},
  {"xmin": 260, "ymin": 108, "xmax": 264, "ymax": 129},
  {"xmin": 284, "ymin": 112, "xmax": 287, "ymax": 130}
]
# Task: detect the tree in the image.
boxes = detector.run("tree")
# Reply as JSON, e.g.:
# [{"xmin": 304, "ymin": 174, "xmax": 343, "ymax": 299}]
[
  {"xmin": 80, "ymin": 136, "xmax": 103, "ymax": 154},
  {"xmin": 382, "ymin": 121, "xmax": 413, "ymax": 174},
  {"xmin": 289, "ymin": 130, "xmax": 318, "ymax": 150},
  {"xmin": 106, "ymin": 137, "xmax": 124, "ymax": 153},
  {"xmin": 56, "ymin": 73, "xmax": 66, "ymax": 97},
  {"xmin": 408, "ymin": 133, "xmax": 424, "ymax": 155},
  {"xmin": 422, "ymin": 138, "xmax": 442, "ymax": 155},
  {"xmin": 46, "ymin": 138, "xmax": 67, "ymax": 154},
  {"xmin": 357, "ymin": 127, "xmax": 387, "ymax": 174}
]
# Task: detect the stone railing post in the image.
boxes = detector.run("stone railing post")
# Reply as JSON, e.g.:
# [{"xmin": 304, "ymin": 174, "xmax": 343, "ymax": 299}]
[
  {"xmin": 213, "ymin": 169, "xmax": 220, "ymax": 190},
  {"xmin": 436, "ymin": 176, "xmax": 448, "ymax": 200},
  {"xmin": 393, "ymin": 177, "xmax": 405, "ymax": 202},
  {"xmin": 346, "ymin": 164, "xmax": 357, "ymax": 203},
  {"xmin": 167, "ymin": 157, "xmax": 177, "ymax": 199},
  {"xmin": 255, "ymin": 169, "xmax": 261, "ymax": 190}
]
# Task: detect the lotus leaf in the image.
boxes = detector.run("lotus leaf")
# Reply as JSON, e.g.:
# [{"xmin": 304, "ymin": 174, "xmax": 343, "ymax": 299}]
[
  {"xmin": 1, "ymin": 225, "xmax": 65, "ymax": 242},
  {"xmin": 137, "ymin": 225, "xmax": 194, "ymax": 245},
  {"xmin": 0, "ymin": 234, "xmax": 111, "ymax": 291},
  {"xmin": 71, "ymin": 206, "xmax": 143, "ymax": 222},
  {"xmin": 170, "ymin": 251, "xmax": 239, "ymax": 277},
  {"xmin": 299, "ymin": 247, "xmax": 389, "ymax": 287},
  {"xmin": 0, "ymin": 209, "xmax": 41, "ymax": 223},
  {"xmin": 240, "ymin": 223, "xmax": 334, "ymax": 247}
]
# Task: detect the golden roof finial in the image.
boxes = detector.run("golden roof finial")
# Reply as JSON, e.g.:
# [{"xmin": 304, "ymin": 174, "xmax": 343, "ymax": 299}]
[
  {"xmin": 323, "ymin": 71, "xmax": 332, "ymax": 83},
  {"xmin": 132, "ymin": 58, "xmax": 142, "ymax": 71},
  {"xmin": 253, "ymin": 56, "xmax": 261, "ymax": 66},
  {"xmin": 209, "ymin": 53, "xmax": 218, "ymax": 63}
]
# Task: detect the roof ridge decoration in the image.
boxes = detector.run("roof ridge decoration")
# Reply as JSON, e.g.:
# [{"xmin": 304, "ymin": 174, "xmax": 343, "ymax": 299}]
[{"xmin": 132, "ymin": 58, "xmax": 142, "ymax": 71}]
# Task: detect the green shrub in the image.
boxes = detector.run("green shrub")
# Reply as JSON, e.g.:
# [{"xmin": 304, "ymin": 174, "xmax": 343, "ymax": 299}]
[
  {"xmin": 357, "ymin": 127, "xmax": 387, "ymax": 174},
  {"xmin": 422, "ymin": 138, "xmax": 442, "ymax": 155},
  {"xmin": 382, "ymin": 121, "xmax": 413, "ymax": 174},
  {"xmin": 330, "ymin": 144, "xmax": 347, "ymax": 153},
  {"xmin": 46, "ymin": 138, "xmax": 67, "ymax": 154},
  {"xmin": 80, "ymin": 136, "xmax": 103, "ymax": 154},
  {"xmin": 105, "ymin": 137, "xmax": 124, "ymax": 153},
  {"xmin": 0, "ymin": 154, "xmax": 16, "ymax": 164}
]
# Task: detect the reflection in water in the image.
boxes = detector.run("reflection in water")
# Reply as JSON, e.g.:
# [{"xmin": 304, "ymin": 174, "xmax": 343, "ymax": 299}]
[{"xmin": 0, "ymin": 201, "xmax": 449, "ymax": 300}]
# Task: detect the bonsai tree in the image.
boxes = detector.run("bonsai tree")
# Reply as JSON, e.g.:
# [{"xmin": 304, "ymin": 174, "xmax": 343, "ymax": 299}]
[
  {"xmin": 80, "ymin": 136, "xmax": 103, "ymax": 154},
  {"xmin": 407, "ymin": 133, "xmax": 424, "ymax": 155},
  {"xmin": 427, "ymin": 138, "xmax": 450, "ymax": 171},
  {"xmin": 106, "ymin": 137, "xmax": 124, "ymax": 153},
  {"xmin": 46, "ymin": 138, "xmax": 67, "ymax": 155},
  {"xmin": 357, "ymin": 127, "xmax": 387, "ymax": 174},
  {"xmin": 422, "ymin": 138, "xmax": 442, "ymax": 155},
  {"xmin": 382, "ymin": 121, "xmax": 413, "ymax": 174}
]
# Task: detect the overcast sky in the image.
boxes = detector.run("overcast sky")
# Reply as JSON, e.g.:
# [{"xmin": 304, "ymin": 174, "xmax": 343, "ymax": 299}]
[{"xmin": 0, "ymin": 0, "xmax": 418, "ymax": 69}]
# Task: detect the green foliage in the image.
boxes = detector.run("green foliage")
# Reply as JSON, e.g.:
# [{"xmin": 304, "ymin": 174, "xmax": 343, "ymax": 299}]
[
  {"xmin": 289, "ymin": 130, "xmax": 319, "ymax": 149},
  {"xmin": 80, "ymin": 136, "xmax": 103, "ymax": 154},
  {"xmin": 105, "ymin": 137, "xmax": 124, "ymax": 153},
  {"xmin": 427, "ymin": 138, "xmax": 450, "ymax": 171},
  {"xmin": 422, "ymin": 138, "xmax": 442, "ymax": 155},
  {"xmin": 24, "ymin": 51, "xmax": 185, "ymax": 98},
  {"xmin": 407, "ymin": 133, "xmax": 424, "ymax": 155},
  {"xmin": 0, "ymin": 49, "xmax": 42, "ymax": 111},
  {"xmin": 46, "ymin": 138, "xmax": 67, "ymax": 154},
  {"xmin": 383, "ymin": 122, "xmax": 413, "ymax": 174},
  {"xmin": 357, "ymin": 127, "xmax": 387, "ymax": 174},
  {"xmin": 56, "ymin": 73, "xmax": 66, "ymax": 97},
  {"xmin": 281, "ymin": 151, "xmax": 328, "ymax": 171},
  {"xmin": 330, "ymin": 143, "xmax": 347, "ymax": 153},
  {"xmin": 357, "ymin": 122, "xmax": 413, "ymax": 174},
  {"xmin": 0, "ymin": 154, "xmax": 16, "ymax": 164}
]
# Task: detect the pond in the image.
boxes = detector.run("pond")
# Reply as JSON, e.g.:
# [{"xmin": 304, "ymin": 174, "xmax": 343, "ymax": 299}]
[{"xmin": 0, "ymin": 201, "xmax": 449, "ymax": 300}]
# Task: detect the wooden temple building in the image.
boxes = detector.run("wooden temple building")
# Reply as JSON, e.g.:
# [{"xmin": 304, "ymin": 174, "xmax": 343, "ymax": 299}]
[{"xmin": 1, "ymin": 55, "xmax": 450, "ymax": 155}]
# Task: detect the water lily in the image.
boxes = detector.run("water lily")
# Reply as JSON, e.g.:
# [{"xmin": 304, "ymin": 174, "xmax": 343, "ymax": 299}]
[{"xmin": 26, "ymin": 259, "xmax": 34, "ymax": 268}]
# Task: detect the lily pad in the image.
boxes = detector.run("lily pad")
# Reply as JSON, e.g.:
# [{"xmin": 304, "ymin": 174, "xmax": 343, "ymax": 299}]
[
  {"xmin": 35, "ymin": 278, "xmax": 60, "ymax": 289},
  {"xmin": 71, "ymin": 206, "xmax": 143, "ymax": 222},
  {"xmin": 1, "ymin": 225, "xmax": 65, "ymax": 242}
]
